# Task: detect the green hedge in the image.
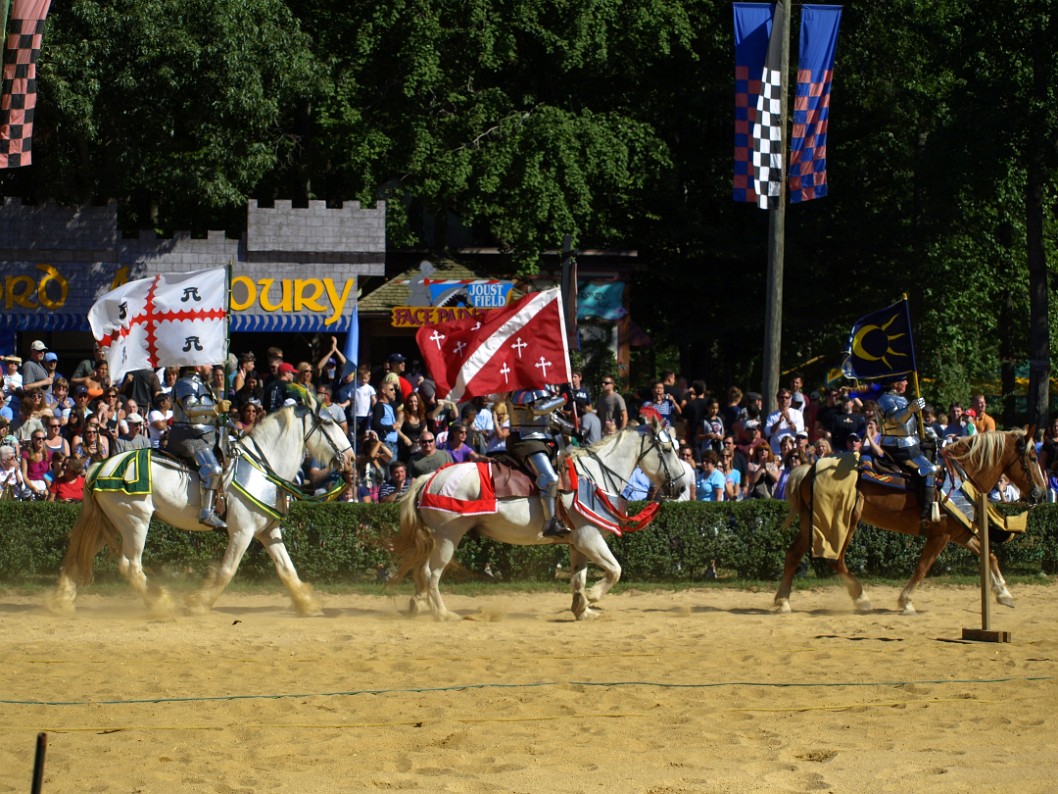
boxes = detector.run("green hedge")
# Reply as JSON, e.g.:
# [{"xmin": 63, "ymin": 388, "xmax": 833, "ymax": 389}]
[{"xmin": 3, "ymin": 500, "xmax": 1058, "ymax": 586}]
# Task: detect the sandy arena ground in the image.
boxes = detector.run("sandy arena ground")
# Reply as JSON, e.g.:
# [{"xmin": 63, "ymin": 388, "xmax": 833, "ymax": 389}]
[{"xmin": 1, "ymin": 579, "xmax": 1057, "ymax": 793}]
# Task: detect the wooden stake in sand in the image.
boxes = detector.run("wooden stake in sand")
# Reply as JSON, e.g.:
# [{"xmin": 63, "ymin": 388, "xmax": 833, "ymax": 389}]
[
  {"xmin": 31, "ymin": 732, "xmax": 47, "ymax": 794},
  {"xmin": 962, "ymin": 491, "xmax": 1011, "ymax": 643}
]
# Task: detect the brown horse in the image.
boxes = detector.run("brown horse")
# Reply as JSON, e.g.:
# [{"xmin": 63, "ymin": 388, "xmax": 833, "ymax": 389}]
[{"xmin": 774, "ymin": 429, "xmax": 1046, "ymax": 615}]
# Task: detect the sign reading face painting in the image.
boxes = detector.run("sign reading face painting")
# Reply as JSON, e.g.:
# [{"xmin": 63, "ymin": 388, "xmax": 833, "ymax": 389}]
[{"xmin": 391, "ymin": 262, "xmax": 515, "ymax": 328}]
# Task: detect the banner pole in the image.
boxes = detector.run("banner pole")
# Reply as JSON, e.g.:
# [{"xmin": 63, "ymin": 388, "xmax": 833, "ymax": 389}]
[{"xmin": 902, "ymin": 293, "xmax": 928, "ymax": 440}]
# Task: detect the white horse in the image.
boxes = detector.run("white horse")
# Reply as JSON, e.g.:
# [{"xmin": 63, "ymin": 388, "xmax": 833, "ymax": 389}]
[
  {"xmin": 390, "ymin": 415, "xmax": 688, "ymax": 620},
  {"xmin": 49, "ymin": 402, "xmax": 353, "ymax": 617}
]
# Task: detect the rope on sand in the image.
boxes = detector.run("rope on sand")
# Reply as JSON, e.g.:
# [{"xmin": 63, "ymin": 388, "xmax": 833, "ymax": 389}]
[{"xmin": 0, "ymin": 675, "xmax": 1051, "ymax": 708}]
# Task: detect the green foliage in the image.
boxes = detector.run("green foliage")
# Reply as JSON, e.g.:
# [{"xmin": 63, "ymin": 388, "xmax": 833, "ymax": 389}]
[
  {"xmin": 2, "ymin": 1, "xmax": 1056, "ymax": 406},
  {"xmin": 7, "ymin": 500, "xmax": 1058, "ymax": 588}
]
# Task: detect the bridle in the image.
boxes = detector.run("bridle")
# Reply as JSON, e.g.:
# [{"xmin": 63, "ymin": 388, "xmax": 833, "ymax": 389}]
[
  {"xmin": 240, "ymin": 405, "xmax": 353, "ymax": 482},
  {"xmin": 578, "ymin": 423, "xmax": 683, "ymax": 498}
]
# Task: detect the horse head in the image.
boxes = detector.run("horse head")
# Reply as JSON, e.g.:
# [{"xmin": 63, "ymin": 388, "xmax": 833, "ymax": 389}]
[
  {"xmin": 636, "ymin": 413, "xmax": 689, "ymax": 499},
  {"xmin": 292, "ymin": 403, "xmax": 355, "ymax": 478},
  {"xmin": 1013, "ymin": 428, "xmax": 1047, "ymax": 504},
  {"xmin": 945, "ymin": 429, "xmax": 1046, "ymax": 504}
]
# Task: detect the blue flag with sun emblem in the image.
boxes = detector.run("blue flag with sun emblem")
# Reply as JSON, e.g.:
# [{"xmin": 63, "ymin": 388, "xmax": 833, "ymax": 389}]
[{"xmin": 841, "ymin": 299, "xmax": 917, "ymax": 380}]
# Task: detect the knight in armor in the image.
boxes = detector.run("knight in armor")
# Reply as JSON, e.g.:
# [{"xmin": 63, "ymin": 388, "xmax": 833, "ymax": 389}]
[
  {"xmin": 168, "ymin": 364, "xmax": 232, "ymax": 529},
  {"xmin": 876, "ymin": 375, "xmax": 941, "ymax": 531},
  {"xmin": 506, "ymin": 389, "xmax": 576, "ymax": 537}
]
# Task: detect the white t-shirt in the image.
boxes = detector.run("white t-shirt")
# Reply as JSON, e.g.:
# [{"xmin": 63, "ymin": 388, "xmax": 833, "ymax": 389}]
[
  {"xmin": 354, "ymin": 383, "xmax": 376, "ymax": 419},
  {"xmin": 147, "ymin": 408, "xmax": 172, "ymax": 448}
]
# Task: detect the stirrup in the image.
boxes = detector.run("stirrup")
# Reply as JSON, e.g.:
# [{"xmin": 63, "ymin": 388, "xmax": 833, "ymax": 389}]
[
  {"xmin": 542, "ymin": 518, "xmax": 571, "ymax": 538},
  {"xmin": 199, "ymin": 511, "xmax": 227, "ymax": 530}
]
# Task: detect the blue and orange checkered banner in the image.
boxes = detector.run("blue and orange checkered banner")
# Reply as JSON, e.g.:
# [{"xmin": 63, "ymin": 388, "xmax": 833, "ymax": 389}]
[
  {"xmin": 790, "ymin": 5, "xmax": 843, "ymax": 203},
  {"xmin": 732, "ymin": 3, "xmax": 775, "ymax": 205},
  {"xmin": 732, "ymin": 3, "xmax": 843, "ymax": 207}
]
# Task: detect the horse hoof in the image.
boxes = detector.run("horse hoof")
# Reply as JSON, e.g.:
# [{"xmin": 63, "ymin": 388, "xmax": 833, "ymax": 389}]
[
  {"xmin": 900, "ymin": 603, "xmax": 917, "ymax": 616},
  {"xmin": 773, "ymin": 599, "xmax": 792, "ymax": 614},
  {"xmin": 996, "ymin": 593, "xmax": 1016, "ymax": 609},
  {"xmin": 576, "ymin": 607, "xmax": 602, "ymax": 621},
  {"xmin": 854, "ymin": 597, "xmax": 873, "ymax": 614},
  {"xmin": 43, "ymin": 591, "xmax": 76, "ymax": 616}
]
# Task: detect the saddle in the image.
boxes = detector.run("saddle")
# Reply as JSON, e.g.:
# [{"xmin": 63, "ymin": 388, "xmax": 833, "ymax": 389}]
[{"xmin": 481, "ymin": 453, "xmax": 536, "ymax": 499}]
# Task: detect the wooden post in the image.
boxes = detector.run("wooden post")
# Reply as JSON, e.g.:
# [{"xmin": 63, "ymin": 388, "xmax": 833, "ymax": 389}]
[
  {"xmin": 31, "ymin": 732, "xmax": 46, "ymax": 794},
  {"xmin": 760, "ymin": 0, "xmax": 791, "ymax": 417},
  {"xmin": 962, "ymin": 490, "xmax": 1011, "ymax": 642}
]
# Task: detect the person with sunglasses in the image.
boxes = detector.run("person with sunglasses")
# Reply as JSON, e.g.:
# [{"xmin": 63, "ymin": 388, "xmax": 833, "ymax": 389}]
[
  {"xmin": 43, "ymin": 417, "xmax": 70, "ymax": 457},
  {"xmin": 764, "ymin": 390, "xmax": 805, "ymax": 455},
  {"xmin": 21, "ymin": 430, "xmax": 52, "ymax": 499},
  {"xmin": 596, "ymin": 376, "xmax": 627, "ymax": 430},
  {"xmin": 407, "ymin": 432, "xmax": 453, "ymax": 478}
]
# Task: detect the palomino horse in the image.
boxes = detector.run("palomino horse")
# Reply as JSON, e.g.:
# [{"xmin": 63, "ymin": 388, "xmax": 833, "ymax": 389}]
[
  {"xmin": 390, "ymin": 415, "xmax": 688, "ymax": 620},
  {"xmin": 774, "ymin": 429, "xmax": 1046, "ymax": 615},
  {"xmin": 49, "ymin": 403, "xmax": 353, "ymax": 616}
]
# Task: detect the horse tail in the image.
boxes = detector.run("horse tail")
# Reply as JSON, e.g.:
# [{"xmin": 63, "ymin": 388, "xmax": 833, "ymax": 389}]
[
  {"xmin": 60, "ymin": 490, "xmax": 120, "ymax": 586},
  {"xmin": 388, "ymin": 475, "xmax": 435, "ymax": 591}
]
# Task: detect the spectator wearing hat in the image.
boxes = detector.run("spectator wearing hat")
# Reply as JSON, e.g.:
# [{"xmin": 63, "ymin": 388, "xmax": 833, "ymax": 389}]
[
  {"xmin": 21, "ymin": 340, "xmax": 52, "ymax": 393},
  {"xmin": 41, "ymin": 351, "xmax": 63, "ymax": 396},
  {"xmin": 264, "ymin": 361, "xmax": 297, "ymax": 413},
  {"xmin": 844, "ymin": 431, "xmax": 864, "ymax": 457},
  {"xmin": 386, "ymin": 353, "xmax": 414, "ymax": 401},
  {"xmin": 113, "ymin": 412, "xmax": 150, "ymax": 453},
  {"xmin": 962, "ymin": 408, "xmax": 978, "ymax": 437},
  {"xmin": 315, "ymin": 336, "xmax": 347, "ymax": 392},
  {"xmin": 2, "ymin": 355, "xmax": 23, "ymax": 418}
]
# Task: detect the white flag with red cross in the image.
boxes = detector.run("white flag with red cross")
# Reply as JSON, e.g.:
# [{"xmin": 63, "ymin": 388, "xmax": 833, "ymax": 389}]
[{"xmin": 88, "ymin": 268, "xmax": 228, "ymax": 384}]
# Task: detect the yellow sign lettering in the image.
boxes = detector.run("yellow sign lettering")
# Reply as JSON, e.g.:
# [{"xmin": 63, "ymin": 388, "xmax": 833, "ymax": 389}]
[
  {"xmin": 322, "ymin": 279, "xmax": 354, "ymax": 326},
  {"xmin": 6, "ymin": 274, "xmax": 37, "ymax": 309},
  {"xmin": 37, "ymin": 264, "xmax": 70, "ymax": 310}
]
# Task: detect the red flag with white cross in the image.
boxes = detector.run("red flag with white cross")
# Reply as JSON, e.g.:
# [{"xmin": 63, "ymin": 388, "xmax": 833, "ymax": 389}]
[{"xmin": 416, "ymin": 288, "xmax": 572, "ymax": 402}]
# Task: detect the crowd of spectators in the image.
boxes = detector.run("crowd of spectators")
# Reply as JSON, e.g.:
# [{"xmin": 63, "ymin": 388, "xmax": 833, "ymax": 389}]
[{"xmin": 2, "ymin": 336, "xmax": 1052, "ymax": 507}]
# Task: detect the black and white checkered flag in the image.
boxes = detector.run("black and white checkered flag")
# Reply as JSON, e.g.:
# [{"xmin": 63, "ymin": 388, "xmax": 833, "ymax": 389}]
[{"xmin": 751, "ymin": 1, "xmax": 786, "ymax": 210}]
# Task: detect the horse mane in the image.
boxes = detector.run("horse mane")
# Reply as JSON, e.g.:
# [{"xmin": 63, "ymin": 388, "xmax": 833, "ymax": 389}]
[
  {"xmin": 946, "ymin": 428, "xmax": 1023, "ymax": 472},
  {"xmin": 565, "ymin": 424, "xmax": 643, "ymax": 463},
  {"xmin": 243, "ymin": 405, "xmax": 298, "ymax": 450}
]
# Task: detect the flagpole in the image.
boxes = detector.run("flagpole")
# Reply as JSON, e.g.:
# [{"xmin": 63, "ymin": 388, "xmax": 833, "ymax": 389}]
[
  {"xmin": 903, "ymin": 292, "xmax": 927, "ymax": 440},
  {"xmin": 761, "ymin": 0, "xmax": 791, "ymax": 417}
]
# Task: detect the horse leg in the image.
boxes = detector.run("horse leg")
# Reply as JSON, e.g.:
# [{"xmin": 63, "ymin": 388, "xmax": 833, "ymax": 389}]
[
  {"xmin": 184, "ymin": 525, "xmax": 256, "ymax": 616},
  {"xmin": 898, "ymin": 529, "xmax": 951, "ymax": 615},
  {"xmin": 773, "ymin": 520, "xmax": 810, "ymax": 614},
  {"xmin": 833, "ymin": 517, "xmax": 869, "ymax": 613},
  {"xmin": 568, "ymin": 547, "xmax": 591, "ymax": 619},
  {"xmin": 257, "ymin": 524, "xmax": 322, "ymax": 616},
  {"xmin": 570, "ymin": 531, "xmax": 621, "ymax": 620},
  {"xmin": 117, "ymin": 532, "xmax": 175, "ymax": 618},
  {"xmin": 424, "ymin": 536, "xmax": 462, "ymax": 621},
  {"xmin": 955, "ymin": 534, "xmax": 1015, "ymax": 608},
  {"xmin": 832, "ymin": 557, "xmax": 870, "ymax": 614}
]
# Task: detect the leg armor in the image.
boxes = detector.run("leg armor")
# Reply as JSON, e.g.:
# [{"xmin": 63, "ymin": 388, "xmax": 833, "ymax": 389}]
[
  {"xmin": 193, "ymin": 448, "xmax": 226, "ymax": 529},
  {"xmin": 526, "ymin": 450, "xmax": 567, "ymax": 536}
]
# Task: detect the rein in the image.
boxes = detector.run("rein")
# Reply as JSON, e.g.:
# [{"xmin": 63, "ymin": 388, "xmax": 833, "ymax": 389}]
[
  {"xmin": 573, "ymin": 426, "xmax": 680, "ymax": 497},
  {"xmin": 235, "ymin": 408, "xmax": 352, "ymax": 501}
]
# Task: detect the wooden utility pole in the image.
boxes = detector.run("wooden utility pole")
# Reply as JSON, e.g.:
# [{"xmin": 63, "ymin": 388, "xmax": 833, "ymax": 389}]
[{"xmin": 761, "ymin": 0, "xmax": 792, "ymax": 417}]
